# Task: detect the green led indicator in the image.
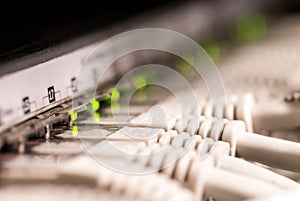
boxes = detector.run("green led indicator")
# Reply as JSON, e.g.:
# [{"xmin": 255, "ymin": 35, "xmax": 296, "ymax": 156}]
[
  {"xmin": 90, "ymin": 98, "xmax": 100, "ymax": 111},
  {"xmin": 176, "ymin": 56, "xmax": 194, "ymax": 72},
  {"xmin": 93, "ymin": 112, "xmax": 101, "ymax": 121},
  {"xmin": 202, "ymin": 40, "xmax": 221, "ymax": 61},
  {"xmin": 232, "ymin": 13, "xmax": 266, "ymax": 43},
  {"xmin": 109, "ymin": 88, "xmax": 120, "ymax": 102},
  {"xmin": 133, "ymin": 76, "xmax": 147, "ymax": 89},
  {"xmin": 69, "ymin": 110, "xmax": 78, "ymax": 121},
  {"xmin": 72, "ymin": 126, "xmax": 78, "ymax": 137}
]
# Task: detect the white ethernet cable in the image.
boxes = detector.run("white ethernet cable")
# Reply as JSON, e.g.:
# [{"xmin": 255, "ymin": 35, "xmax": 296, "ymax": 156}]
[
  {"xmin": 80, "ymin": 127, "xmax": 299, "ymax": 201},
  {"xmin": 130, "ymin": 107, "xmax": 300, "ymax": 172}
]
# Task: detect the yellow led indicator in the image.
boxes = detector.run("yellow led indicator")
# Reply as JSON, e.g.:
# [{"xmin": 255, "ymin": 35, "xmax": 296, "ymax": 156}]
[
  {"xmin": 72, "ymin": 126, "xmax": 78, "ymax": 137},
  {"xmin": 90, "ymin": 98, "xmax": 100, "ymax": 111},
  {"xmin": 133, "ymin": 76, "xmax": 147, "ymax": 89},
  {"xmin": 109, "ymin": 88, "xmax": 120, "ymax": 102}
]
